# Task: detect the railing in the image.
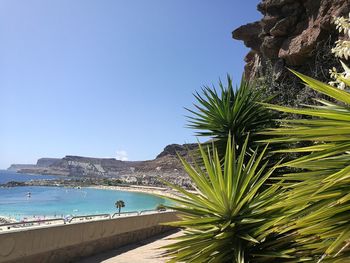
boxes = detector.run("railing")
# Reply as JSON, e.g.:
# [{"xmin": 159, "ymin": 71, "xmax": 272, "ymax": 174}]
[
  {"xmin": 0, "ymin": 218, "xmax": 65, "ymax": 231},
  {"xmin": 112, "ymin": 211, "xmax": 139, "ymax": 218},
  {"xmin": 0, "ymin": 209, "xmax": 172, "ymax": 232},
  {"xmin": 68, "ymin": 213, "xmax": 111, "ymax": 223},
  {"xmin": 140, "ymin": 209, "xmax": 161, "ymax": 215}
]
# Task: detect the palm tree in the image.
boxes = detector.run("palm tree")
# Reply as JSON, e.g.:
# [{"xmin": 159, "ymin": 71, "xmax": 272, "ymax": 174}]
[
  {"xmin": 260, "ymin": 70, "xmax": 350, "ymax": 261},
  {"xmin": 115, "ymin": 200, "xmax": 125, "ymax": 216},
  {"xmin": 156, "ymin": 203, "xmax": 166, "ymax": 211},
  {"xmin": 186, "ymin": 75, "xmax": 276, "ymax": 155},
  {"xmin": 161, "ymin": 137, "xmax": 302, "ymax": 262},
  {"xmin": 162, "ymin": 71, "xmax": 350, "ymax": 261}
]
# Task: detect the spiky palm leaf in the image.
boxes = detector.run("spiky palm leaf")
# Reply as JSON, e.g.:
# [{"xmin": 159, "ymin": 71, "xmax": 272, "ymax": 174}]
[
  {"xmin": 260, "ymin": 70, "xmax": 350, "ymax": 261},
  {"xmin": 186, "ymin": 76, "xmax": 276, "ymax": 155},
  {"xmin": 161, "ymin": 137, "xmax": 307, "ymax": 263},
  {"xmin": 261, "ymin": 70, "xmax": 350, "ymax": 173}
]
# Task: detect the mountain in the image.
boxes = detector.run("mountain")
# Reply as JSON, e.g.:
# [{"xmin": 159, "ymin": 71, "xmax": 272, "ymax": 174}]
[
  {"xmin": 7, "ymin": 164, "xmax": 37, "ymax": 172},
  {"xmin": 8, "ymin": 143, "xmax": 198, "ymax": 180},
  {"xmin": 7, "ymin": 158, "xmax": 61, "ymax": 172},
  {"xmin": 156, "ymin": 143, "xmax": 197, "ymax": 159},
  {"xmin": 36, "ymin": 158, "xmax": 61, "ymax": 167}
]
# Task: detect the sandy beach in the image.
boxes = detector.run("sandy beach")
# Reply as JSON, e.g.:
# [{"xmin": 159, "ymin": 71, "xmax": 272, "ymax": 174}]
[
  {"xmin": 88, "ymin": 185, "xmax": 180, "ymax": 199},
  {"xmin": 0, "ymin": 184, "xmax": 187, "ymax": 233}
]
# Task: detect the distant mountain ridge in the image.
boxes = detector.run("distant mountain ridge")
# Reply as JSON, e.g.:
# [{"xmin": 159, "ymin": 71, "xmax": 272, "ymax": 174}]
[
  {"xmin": 156, "ymin": 143, "xmax": 197, "ymax": 158},
  {"xmin": 7, "ymin": 164, "xmax": 37, "ymax": 171},
  {"xmin": 8, "ymin": 158, "xmax": 61, "ymax": 172},
  {"xmin": 7, "ymin": 143, "xmax": 198, "ymax": 180},
  {"xmin": 36, "ymin": 158, "xmax": 61, "ymax": 167}
]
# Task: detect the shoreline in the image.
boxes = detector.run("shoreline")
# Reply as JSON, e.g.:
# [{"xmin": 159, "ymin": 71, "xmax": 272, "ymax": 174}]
[
  {"xmin": 0, "ymin": 185, "xmax": 178, "ymax": 227},
  {"xmin": 88, "ymin": 185, "xmax": 179, "ymax": 199},
  {"xmin": 0, "ymin": 184, "xmax": 190, "ymax": 228}
]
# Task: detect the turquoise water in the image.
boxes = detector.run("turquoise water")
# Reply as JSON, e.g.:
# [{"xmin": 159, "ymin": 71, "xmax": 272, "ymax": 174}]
[
  {"xmin": 0, "ymin": 171, "xmax": 167, "ymax": 220},
  {"xmin": 0, "ymin": 170, "xmax": 61, "ymax": 184}
]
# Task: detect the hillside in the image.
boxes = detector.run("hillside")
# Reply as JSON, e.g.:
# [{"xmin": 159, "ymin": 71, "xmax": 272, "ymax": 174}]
[{"xmin": 8, "ymin": 143, "xmax": 198, "ymax": 185}]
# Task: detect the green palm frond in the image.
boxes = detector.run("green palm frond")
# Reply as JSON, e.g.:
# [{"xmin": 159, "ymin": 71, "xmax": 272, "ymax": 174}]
[
  {"xmin": 261, "ymin": 70, "xmax": 350, "ymax": 173},
  {"xmin": 187, "ymin": 75, "xmax": 276, "ymax": 155},
  {"xmin": 260, "ymin": 70, "xmax": 350, "ymax": 261},
  {"xmin": 162, "ymin": 71, "xmax": 350, "ymax": 262},
  {"xmin": 161, "ymin": 137, "xmax": 309, "ymax": 263},
  {"xmin": 268, "ymin": 163, "xmax": 350, "ymax": 261}
]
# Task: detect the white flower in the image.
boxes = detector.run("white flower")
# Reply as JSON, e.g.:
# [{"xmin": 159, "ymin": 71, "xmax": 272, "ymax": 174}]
[{"xmin": 329, "ymin": 14, "xmax": 350, "ymax": 90}]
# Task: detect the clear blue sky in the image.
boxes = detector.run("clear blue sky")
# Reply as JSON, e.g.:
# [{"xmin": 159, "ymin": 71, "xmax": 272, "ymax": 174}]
[{"xmin": 0, "ymin": 0, "xmax": 261, "ymax": 169}]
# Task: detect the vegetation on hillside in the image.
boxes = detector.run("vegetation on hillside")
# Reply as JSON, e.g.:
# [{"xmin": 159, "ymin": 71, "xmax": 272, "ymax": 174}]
[{"xmin": 162, "ymin": 13, "xmax": 350, "ymax": 263}]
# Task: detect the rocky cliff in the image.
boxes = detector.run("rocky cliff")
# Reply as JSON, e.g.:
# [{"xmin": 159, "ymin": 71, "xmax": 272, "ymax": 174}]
[
  {"xmin": 36, "ymin": 158, "xmax": 60, "ymax": 167},
  {"xmin": 7, "ymin": 164, "xmax": 37, "ymax": 172},
  {"xmin": 9, "ymin": 143, "xmax": 198, "ymax": 180},
  {"xmin": 8, "ymin": 158, "xmax": 62, "ymax": 171},
  {"xmin": 156, "ymin": 143, "xmax": 197, "ymax": 158},
  {"xmin": 233, "ymin": 0, "xmax": 349, "ymax": 106}
]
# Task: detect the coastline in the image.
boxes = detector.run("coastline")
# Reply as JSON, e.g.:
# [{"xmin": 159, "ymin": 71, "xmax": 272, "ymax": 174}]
[
  {"xmin": 0, "ymin": 185, "xmax": 180, "ymax": 227},
  {"xmin": 88, "ymin": 185, "xmax": 179, "ymax": 199}
]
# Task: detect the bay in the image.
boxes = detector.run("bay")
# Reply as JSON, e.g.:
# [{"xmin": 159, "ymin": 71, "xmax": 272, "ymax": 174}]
[
  {"xmin": 0, "ymin": 170, "xmax": 167, "ymax": 221},
  {"xmin": 0, "ymin": 170, "xmax": 60, "ymax": 184}
]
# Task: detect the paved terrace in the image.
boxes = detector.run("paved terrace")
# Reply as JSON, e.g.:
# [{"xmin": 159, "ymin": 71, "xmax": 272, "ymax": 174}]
[
  {"xmin": 78, "ymin": 230, "xmax": 182, "ymax": 263},
  {"xmin": 0, "ymin": 211, "xmax": 178, "ymax": 263}
]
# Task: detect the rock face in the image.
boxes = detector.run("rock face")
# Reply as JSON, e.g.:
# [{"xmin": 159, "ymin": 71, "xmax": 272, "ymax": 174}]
[
  {"xmin": 233, "ymin": 0, "xmax": 349, "ymax": 84},
  {"xmin": 156, "ymin": 143, "xmax": 197, "ymax": 159},
  {"xmin": 8, "ymin": 143, "xmax": 198, "ymax": 180},
  {"xmin": 8, "ymin": 158, "xmax": 61, "ymax": 171},
  {"xmin": 36, "ymin": 158, "xmax": 60, "ymax": 167},
  {"xmin": 7, "ymin": 164, "xmax": 37, "ymax": 172}
]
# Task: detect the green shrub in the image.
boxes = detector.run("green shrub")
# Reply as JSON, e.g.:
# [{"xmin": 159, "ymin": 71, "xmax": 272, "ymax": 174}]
[
  {"xmin": 261, "ymin": 71, "xmax": 350, "ymax": 261},
  {"xmin": 161, "ymin": 137, "xmax": 302, "ymax": 262},
  {"xmin": 186, "ymin": 75, "xmax": 276, "ymax": 156}
]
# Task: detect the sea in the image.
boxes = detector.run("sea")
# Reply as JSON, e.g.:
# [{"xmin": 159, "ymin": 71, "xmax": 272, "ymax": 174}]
[{"xmin": 0, "ymin": 170, "xmax": 168, "ymax": 221}]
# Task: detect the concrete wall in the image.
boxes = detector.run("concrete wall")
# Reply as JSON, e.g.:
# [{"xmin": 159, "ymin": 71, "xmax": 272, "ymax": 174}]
[{"xmin": 0, "ymin": 212, "xmax": 178, "ymax": 263}]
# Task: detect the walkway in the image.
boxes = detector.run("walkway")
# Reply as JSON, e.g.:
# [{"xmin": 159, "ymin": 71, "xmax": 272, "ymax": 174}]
[{"xmin": 77, "ymin": 230, "xmax": 182, "ymax": 263}]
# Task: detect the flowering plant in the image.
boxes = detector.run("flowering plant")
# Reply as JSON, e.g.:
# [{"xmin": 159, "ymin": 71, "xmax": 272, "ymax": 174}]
[{"xmin": 329, "ymin": 13, "xmax": 350, "ymax": 90}]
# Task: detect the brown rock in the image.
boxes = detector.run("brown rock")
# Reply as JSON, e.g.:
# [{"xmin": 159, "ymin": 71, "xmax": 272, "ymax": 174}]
[
  {"xmin": 270, "ymin": 16, "xmax": 298, "ymax": 36},
  {"xmin": 258, "ymin": 0, "xmax": 296, "ymax": 15},
  {"xmin": 261, "ymin": 15, "xmax": 280, "ymax": 33},
  {"xmin": 243, "ymin": 51, "xmax": 261, "ymax": 80},
  {"xmin": 281, "ymin": 2, "xmax": 303, "ymax": 16},
  {"xmin": 279, "ymin": 22, "xmax": 322, "ymax": 65},
  {"xmin": 233, "ymin": 0, "xmax": 349, "ymax": 73},
  {"xmin": 261, "ymin": 36, "xmax": 284, "ymax": 59},
  {"xmin": 232, "ymin": 22, "xmax": 263, "ymax": 51}
]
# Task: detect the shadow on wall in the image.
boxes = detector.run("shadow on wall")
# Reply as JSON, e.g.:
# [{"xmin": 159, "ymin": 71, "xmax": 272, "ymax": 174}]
[{"xmin": 0, "ymin": 212, "xmax": 178, "ymax": 263}]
